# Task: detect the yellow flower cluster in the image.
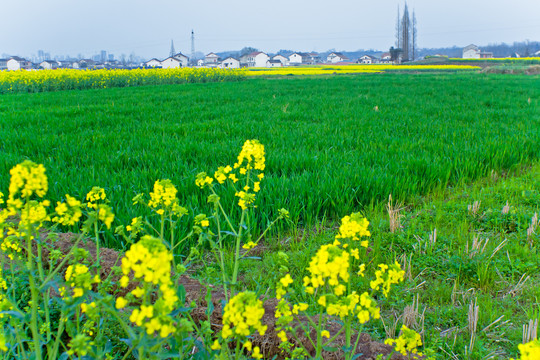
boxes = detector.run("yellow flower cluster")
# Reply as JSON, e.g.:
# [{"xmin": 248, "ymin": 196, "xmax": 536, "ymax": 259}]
[
  {"xmin": 148, "ymin": 179, "xmax": 181, "ymax": 215},
  {"xmin": 322, "ymin": 291, "xmax": 380, "ymax": 323},
  {"xmin": 335, "ymin": 212, "xmax": 370, "ymax": 247},
  {"xmin": 19, "ymin": 200, "xmax": 50, "ymax": 227},
  {"xmin": 370, "ymin": 262, "xmax": 405, "ymax": 297},
  {"xmin": 86, "ymin": 187, "xmax": 106, "ymax": 209},
  {"xmin": 303, "ymin": 244, "xmax": 350, "ymax": 295},
  {"xmin": 513, "ymin": 340, "xmax": 540, "ymax": 360},
  {"xmin": 384, "ymin": 325, "xmax": 423, "ymax": 357},
  {"xmin": 214, "ymin": 165, "xmax": 233, "ymax": 184},
  {"xmin": 222, "ymin": 291, "xmax": 267, "ymax": 339},
  {"xmin": 234, "ymin": 139, "xmax": 265, "ymax": 173},
  {"xmin": 119, "ymin": 236, "xmax": 178, "ymax": 338},
  {"xmin": 0, "ymin": 269, "xmax": 12, "ymax": 320},
  {"xmin": 195, "ymin": 172, "xmax": 213, "ymax": 189},
  {"xmin": 61, "ymin": 264, "xmax": 100, "ymax": 299},
  {"xmin": 97, "ymin": 204, "xmax": 115, "ymax": 229},
  {"xmin": 52, "ymin": 194, "xmax": 83, "ymax": 226},
  {"xmin": 0, "ymin": 237, "xmax": 21, "ymax": 260},
  {"xmin": 7, "ymin": 161, "xmax": 48, "ymax": 200}
]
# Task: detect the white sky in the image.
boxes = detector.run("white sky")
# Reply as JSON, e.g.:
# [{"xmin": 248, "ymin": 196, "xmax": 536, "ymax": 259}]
[{"xmin": 1, "ymin": 0, "xmax": 539, "ymax": 59}]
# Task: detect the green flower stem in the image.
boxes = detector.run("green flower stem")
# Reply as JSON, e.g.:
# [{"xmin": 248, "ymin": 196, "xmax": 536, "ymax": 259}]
[
  {"xmin": 48, "ymin": 315, "xmax": 66, "ymax": 360},
  {"xmin": 230, "ymin": 209, "xmax": 246, "ymax": 296},
  {"xmin": 233, "ymin": 339, "xmax": 241, "ymax": 360},
  {"xmin": 94, "ymin": 221, "xmax": 100, "ymax": 268},
  {"xmin": 214, "ymin": 205, "xmax": 230, "ymax": 302},
  {"xmin": 315, "ymin": 312, "xmax": 323, "ymax": 359},
  {"xmin": 36, "ymin": 244, "xmax": 52, "ymax": 344},
  {"xmin": 347, "ymin": 325, "xmax": 365, "ymax": 360},
  {"xmin": 211, "ymin": 187, "xmax": 238, "ymax": 236},
  {"xmin": 25, "ymin": 199, "xmax": 42, "ymax": 360},
  {"xmin": 160, "ymin": 213, "xmax": 165, "ymax": 241}
]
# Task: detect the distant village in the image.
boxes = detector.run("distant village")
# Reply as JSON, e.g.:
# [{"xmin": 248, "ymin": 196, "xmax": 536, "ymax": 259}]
[{"xmin": 1, "ymin": 44, "xmax": 538, "ymax": 71}]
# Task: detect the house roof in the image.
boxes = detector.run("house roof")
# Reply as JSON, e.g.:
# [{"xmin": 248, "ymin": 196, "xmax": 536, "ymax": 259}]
[
  {"xmin": 329, "ymin": 52, "xmax": 348, "ymax": 58},
  {"xmin": 9, "ymin": 56, "xmax": 26, "ymax": 62},
  {"xmin": 249, "ymin": 51, "xmax": 267, "ymax": 56},
  {"xmin": 206, "ymin": 52, "xmax": 218, "ymax": 57},
  {"xmin": 463, "ymin": 44, "xmax": 478, "ymax": 51},
  {"xmin": 163, "ymin": 57, "xmax": 181, "ymax": 62},
  {"xmin": 268, "ymin": 60, "xmax": 281, "ymax": 63},
  {"xmin": 223, "ymin": 57, "xmax": 239, "ymax": 61},
  {"xmin": 174, "ymin": 53, "xmax": 188, "ymax": 59},
  {"xmin": 145, "ymin": 58, "xmax": 161, "ymax": 63},
  {"xmin": 272, "ymin": 54, "xmax": 287, "ymax": 58}
]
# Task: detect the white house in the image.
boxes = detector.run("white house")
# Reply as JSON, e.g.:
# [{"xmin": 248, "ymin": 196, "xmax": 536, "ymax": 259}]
[
  {"xmin": 173, "ymin": 53, "xmax": 189, "ymax": 67},
  {"xmin": 220, "ymin": 57, "xmax": 240, "ymax": 69},
  {"xmin": 380, "ymin": 52, "xmax": 392, "ymax": 63},
  {"xmin": 39, "ymin": 60, "xmax": 59, "ymax": 70},
  {"xmin": 308, "ymin": 52, "xmax": 321, "ymax": 64},
  {"xmin": 266, "ymin": 59, "xmax": 282, "ymax": 67},
  {"xmin": 358, "ymin": 55, "xmax": 378, "ymax": 64},
  {"xmin": 7, "ymin": 57, "xmax": 32, "ymax": 70},
  {"xmin": 73, "ymin": 59, "xmax": 97, "ymax": 69},
  {"xmin": 244, "ymin": 52, "xmax": 270, "ymax": 67},
  {"xmin": 144, "ymin": 58, "xmax": 162, "ymax": 68},
  {"xmin": 272, "ymin": 54, "xmax": 289, "ymax": 66},
  {"xmin": 205, "ymin": 52, "xmax": 220, "ymax": 66},
  {"xmin": 197, "ymin": 59, "xmax": 204, "ymax": 67},
  {"xmin": 327, "ymin": 52, "xmax": 348, "ymax": 63},
  {"xmin": 161, "ymin": 57, "xmax": 182, "ymax": 69},
  {"xmin": 463, "ymin": 44, "xmax": 493, "ymax": 59},
  {"xmin": 289, "ymin": 52, "xmax": 309, "ymax": 65}
]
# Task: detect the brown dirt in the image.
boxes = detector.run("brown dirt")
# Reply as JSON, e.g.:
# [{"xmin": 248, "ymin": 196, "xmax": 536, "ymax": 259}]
[{"xmin": 33, "ymin": 231, "xmax": 416, "ymax": 359}]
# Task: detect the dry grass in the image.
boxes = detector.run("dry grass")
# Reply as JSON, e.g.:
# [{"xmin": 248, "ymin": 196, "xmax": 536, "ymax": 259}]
[{"xmin": 386, "ymin": 195, "xmax": 405, "ymax": 233}]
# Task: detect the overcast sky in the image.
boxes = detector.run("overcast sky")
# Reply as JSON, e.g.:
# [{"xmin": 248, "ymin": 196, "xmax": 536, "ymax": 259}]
[{"xmin": 1, "ymin": 0, "xmax": 539, "ymax": 59}]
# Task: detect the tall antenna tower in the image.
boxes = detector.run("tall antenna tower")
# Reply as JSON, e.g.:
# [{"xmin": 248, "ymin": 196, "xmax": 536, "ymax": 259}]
[
  {"xmin": 170, "ymin": 39, "xmax": 175, "ymax": 57},
  {"xmin": 191, "ymin": 30, "xmax": 195, "ymax": 64}
]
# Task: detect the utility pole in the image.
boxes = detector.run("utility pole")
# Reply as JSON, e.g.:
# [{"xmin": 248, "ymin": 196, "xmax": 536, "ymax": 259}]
[{"xmin": 191, "ymin": 30, "xmax": 195, "ymax": 65}]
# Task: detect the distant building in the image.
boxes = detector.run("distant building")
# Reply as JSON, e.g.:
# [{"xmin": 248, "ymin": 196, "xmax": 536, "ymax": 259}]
[
  {"xmin": 266, "ymin": 59, "xmax": 283, "ymax": 67},
  {"xmin": 73, "ymin": 59, "xmax": 98, "ymax": 69},
  {"xmin": 307, "ymin": 52, "xmax": 321, "ymax": 64},
  {"xmin": 144, "ymin": 59, "xmax": 162, "ymax": 68},
  {"xmin": 7, "ymin": 56, "xmax": 32, "ymax": 70},
  {"xmin": 462, "ymin": 44, "xmax": 493, "ymax": 59},
  {"xmin": 358, "ymin": 55, "xmax": 378, "ymax": 64},
  {"xmin": 205, "ymin": 52, "xmax": 220, "ymax": 66},
  {"xmin": 220, "ymin": 57, "xmax": 240, "ymax": 69},
  {"xmin": 39, "ymin": 60, "xmax": 59, "ymax": 70},
  {"xmin": 161, "ymin": 57, "xmax": 182, "ymax": 69},
  {"xmin": 289, "ymin": 52, "xmax": 309, "ymax": 65},
  {"xmin": 0, "ymin": 58, "xmax": 8, "ymax": 70},
  {"xmin": 172, "ymin": 53, "xmax": 189, "ymax": 67},
  {"xmin": 272, "ymin": 54, "xmax": 289, "ymax": 66},
  {"xmin": 380, "ymin": 52, "xmax": 392, "ymax": 63},
  {"xmin": 327, "ymin": 52, "xmax": 348, "ymax": 63},
  {"xmin": 243, "ymin": 52, "xmax": 270, "ymax": 67},
  {"xmin": 197, "ymin": 59, "xmax": 204, "ymax": 67}
]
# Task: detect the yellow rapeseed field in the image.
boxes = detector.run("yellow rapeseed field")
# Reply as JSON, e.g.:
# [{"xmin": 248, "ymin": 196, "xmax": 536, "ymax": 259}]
[
  {"xmin": 0, "ymin": 67, "xmax": 244, "ymax": 93},
  {"xmin": 246, "ymin": 64, "xmax": 480, "ymax": 76}
]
